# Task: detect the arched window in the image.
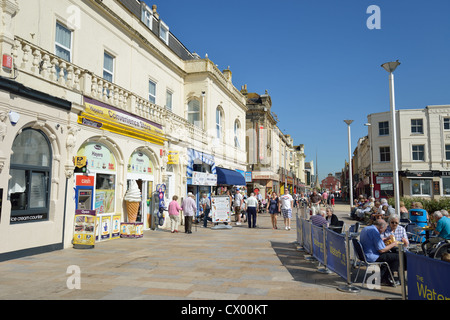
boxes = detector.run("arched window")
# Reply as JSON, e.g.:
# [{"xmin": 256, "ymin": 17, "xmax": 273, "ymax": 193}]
[
  {"xmin": 8, "ymin": 129, "xmax": 52, "ymax": 223},
  {"xmin": 216, "ymin": 107, "xmax": 224, "ymax": 140},
  {"xmin": 234, "ymin": 119, "xmax": 241, "ymax": 148},
  {"xmin": 187, "ymin": 99, "xmax": 201, "ymax": 127}
]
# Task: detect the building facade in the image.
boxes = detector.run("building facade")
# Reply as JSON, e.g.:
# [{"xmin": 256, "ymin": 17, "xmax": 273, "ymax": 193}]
[
  {"xmin": 243, "ymin": 88, "xmax": 307, "ymax": 198},
  {"xmin": 0, "ymin": 0, "xmax": 247, "ymax": 260},
  {"xmin": 355, "ymin": 105, "xmax": 450, "ymax": 201}
]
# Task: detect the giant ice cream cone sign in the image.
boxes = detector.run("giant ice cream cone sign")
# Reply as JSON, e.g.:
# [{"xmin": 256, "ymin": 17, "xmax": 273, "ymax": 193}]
[{"xmin": 124, "ymin": 180, "xmax": 141, "ymax": 223}]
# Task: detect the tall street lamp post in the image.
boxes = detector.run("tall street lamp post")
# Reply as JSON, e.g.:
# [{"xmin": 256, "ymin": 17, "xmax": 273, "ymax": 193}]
[
  {"xmin": 381, "ymin": 60, "xmax": 401, "ymax": 215},
  {"xmin": 344, "ymin": 120, "xmax": 354, "ymax": 207},
  {"xmin": 364, "ymin": 122, "xmax": 374, "ymax": 199}
]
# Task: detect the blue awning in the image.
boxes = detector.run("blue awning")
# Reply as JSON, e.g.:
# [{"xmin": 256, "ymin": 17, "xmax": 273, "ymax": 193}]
[{"xmin": 216, "ymin": 167, "xmax": 246, "ymax": 186}]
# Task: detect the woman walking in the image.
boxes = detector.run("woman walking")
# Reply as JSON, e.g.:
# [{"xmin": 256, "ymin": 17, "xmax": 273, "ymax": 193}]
[
  {"xmin": 168, "ymin": 195, "xmax": 182, "ymax": 233},
  {"xmin": 267, "ymin": 192, "xmax": 279, "ymax": 229}
]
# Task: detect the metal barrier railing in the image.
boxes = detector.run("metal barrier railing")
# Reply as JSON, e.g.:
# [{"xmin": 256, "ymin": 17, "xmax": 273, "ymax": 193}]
[{"xmin": 295, "ymin": 203, "xmax": 360, "ymax": 293}]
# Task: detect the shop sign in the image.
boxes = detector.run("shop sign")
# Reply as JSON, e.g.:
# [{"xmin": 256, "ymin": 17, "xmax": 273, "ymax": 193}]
[
  {"xmin": 80, "ymin": 97, "xmax": 165, "ymax": 145},
  {"xmin": 376, "ymin": 176, "xmax": 393, "ymax": 184},
  {"xmin": 168, "ymin": 151, "xmax": 179, "ymax": 165},
  {"xmin": 211, "ymin": 195, "xmax": 231, "ymax": 223},
  {"xmin": 74, "ymin": 156, "xmax": 87, "ymax": 169},
  {"xmin": 100, "ymin": 215, "xmax": 112, "ymax": 240},
  {"xmin": 77, "ymin": 142, "xmax": 116, "ymax": 173},
  {"xmin": 245, "ymin": 171, "xmax": 252, "ymax": 182},
  {"xmin": 73, "ymin": 210, "xmax": 96, "ymax": 248},
  {"xmin": 192, "ymin": 171, "xmax": 217, "ymax": 186},
  {"xmin": 76, "ymin": 175, "xmax": 95, "ymax": 187},
  {"xmin": 128, "ymin": 151, "xmax": 153, "ymax": 175},
  {"xmin": 2, "ymin": 54, "xmax": 12, "ymax": 70}
]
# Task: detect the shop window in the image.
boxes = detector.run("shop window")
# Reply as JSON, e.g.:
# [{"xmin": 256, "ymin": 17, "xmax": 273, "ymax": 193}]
[
  {"xmin": 95, "ymin": 174, "xmax": 115, "ymax": 214},
  {"xmin": 411, "ymin": 179, "xmax": 431, "ymax": 196},
  {"xmin": 443, "ymin": 178, "xmax": 450, "ymax": 195},
  {"xmin": 8, "ymin": 129, "xmax": 52, "ymax": 223}
]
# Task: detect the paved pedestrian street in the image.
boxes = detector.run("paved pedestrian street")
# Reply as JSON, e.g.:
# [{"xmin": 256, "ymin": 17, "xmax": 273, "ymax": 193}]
[{"xmin": 0, "ymin": 205, "xmax": 402, "ymax": 301}]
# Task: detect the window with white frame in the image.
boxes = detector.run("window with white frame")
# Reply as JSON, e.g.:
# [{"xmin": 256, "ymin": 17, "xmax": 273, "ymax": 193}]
[
  {"xmin": 411, "ymin": 119, "xmax": 424, "ymax": 134},
  {"xmin": 166, "ymin": 90, "xmax": 173, "ymax": 111},
  {"xmin": 148, "ymin": 80, "xmax": 156, "ymax": 104},
  {"xmin": 379, "ymin": 146, "xmax": 390, "ymax": 162},
  {"xmin": 141, "ymin": 7, "xmax": 152, "ymax": 29},
  {"xmin": 234, "ymin": 119, "xmax": 241, "ymax": 148},
  {"xmin": 412, "ymin": 145, "xmax": 425, "ymax": 161},
  {"xmin": 187, "ymin": 100, "xmax": 201, "ymax": 127},
  {"xmin": 446, "ymin": 145, "xmax": 450, "ymax": 161},
  {"xmin": 103, "ymin": 52, "xmax": 114, "ymax": 83},
  {"xmin": 159, "ymin": 21, "xmax": 169, "ymax": 44},
  {"xmin": 216, "ymin": 107, "xmax": 224, "ymax": 140},
  {"xmin": 378, "ymin": 121, "xmax": 389, "ymax": 136},
  {"xmin": 411, "ymin": 179, "xmax": 431, "ymax": 196},
  {"xmin": 444, "ymin": 118, "xmax": 450, "ymax": 130},
  {"xmin": 55, "ymin": 22, "xmax": 72, "ymax": 62}
]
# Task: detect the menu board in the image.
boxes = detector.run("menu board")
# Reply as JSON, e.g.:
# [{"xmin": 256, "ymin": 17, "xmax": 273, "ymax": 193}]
[
  {"xmin": 73, "ymin": 210, "xmax": 96, "ymax": 248},
  {"xmin": 211, "ymin": 195, "xmax": 231, "ymax": 223}
]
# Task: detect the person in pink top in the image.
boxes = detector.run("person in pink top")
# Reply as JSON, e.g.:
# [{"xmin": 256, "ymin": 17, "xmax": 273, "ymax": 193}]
[{"xmin": 168, "ymin": 195, "xmax": 182, "ymax": 233}]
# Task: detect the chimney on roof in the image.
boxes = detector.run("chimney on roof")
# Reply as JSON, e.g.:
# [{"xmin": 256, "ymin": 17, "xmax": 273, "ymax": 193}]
[
  {"xmin": 222, "ymin": 66, "xmax": 232, "ymax": 82},
  {"xmin": 152, "ymin": 5, "xmax": 159, "ymax": 19}
]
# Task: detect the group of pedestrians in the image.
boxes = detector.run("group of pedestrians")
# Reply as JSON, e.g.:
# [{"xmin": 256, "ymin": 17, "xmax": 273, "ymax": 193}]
[{"xmin": 166, "ymin": 188, "xmax": 298, "ymax": 233}]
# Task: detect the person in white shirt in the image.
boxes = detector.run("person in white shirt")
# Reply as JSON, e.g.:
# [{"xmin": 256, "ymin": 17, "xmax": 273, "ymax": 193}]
[
  {"xmin": 246, "ymin": 193, "xmax": 259, "ymax": 228},
  {"xmin": 233, "ymin": 189, "xmax": 244, "ymax": 225},
  {"xmin": 278, "ymin": 189, "xmax": 294, "ymax": 230}
]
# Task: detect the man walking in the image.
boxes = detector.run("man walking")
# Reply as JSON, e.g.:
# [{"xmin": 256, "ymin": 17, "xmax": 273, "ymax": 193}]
[
  {"xmin": 200, "ymin": 193, "xmax": 212, "ymax": 228},
  {"xmin": 182, "ymin": 192, "xmax": 197, "ymax": 234},
  {"xmin": 246, "ymin": 192, "xmax": 259, "ymax": 228},
  {"xmin": 309, "ymin": 190, "xmax": 322, "ymax": 215},
  {"xmin": 233, "ymin": 189, "xmax": 244, "ymax": 225},
  {"xmin": 279, "ymin": 189, "xmax": 294, "ymax": 230}
]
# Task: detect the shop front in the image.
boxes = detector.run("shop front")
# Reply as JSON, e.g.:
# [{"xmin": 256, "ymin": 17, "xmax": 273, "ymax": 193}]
[
  {"xmin": 75, "ymin": 141, "xmax": 120, "ymax": 242},
  {"xmin": 186, "ymin": 149, "xmax": 217, "ymax": 208},
  {"xmin": 73, "ymin": 97, "xmax": 165, "ymax": 242}
]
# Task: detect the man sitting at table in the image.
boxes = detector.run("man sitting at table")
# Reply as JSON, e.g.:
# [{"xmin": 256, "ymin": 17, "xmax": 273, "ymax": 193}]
[
  {"xmin": 359, "ymin": 219, "xmax": 401, "ymax": 286},
  {"xmin": 310, "ymin": 210, "xmax": 329, "ymax": 228},
  {"xmin": 422, "ymin": 211, "xmax": 450, "ymax": 255}
]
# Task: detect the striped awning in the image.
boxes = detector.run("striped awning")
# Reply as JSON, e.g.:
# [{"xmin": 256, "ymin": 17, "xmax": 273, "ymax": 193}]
[{"xmin": 186, "ymin": 149, "xmax": 216, "ymax": 177}]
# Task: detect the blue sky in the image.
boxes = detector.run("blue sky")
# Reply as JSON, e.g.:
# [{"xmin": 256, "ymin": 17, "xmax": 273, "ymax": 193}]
[{"xmin": 146, "ymin": 0, "xmax": 450, "ymax": 181}]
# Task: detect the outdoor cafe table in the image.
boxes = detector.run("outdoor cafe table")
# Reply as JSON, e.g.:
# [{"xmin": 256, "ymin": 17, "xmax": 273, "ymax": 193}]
[{"xmin": 415, "ymin": 225, "xmax": 434, "ymax": 240}]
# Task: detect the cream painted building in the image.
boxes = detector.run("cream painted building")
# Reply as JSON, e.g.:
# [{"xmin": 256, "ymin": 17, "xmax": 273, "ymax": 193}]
[
  {"xmin": 358, "ymin": 105, "xmax": 450, "ymax": 200},
  {"xmin": 0, "ymin": 0, "xmax": 246, "ymax": 260}
]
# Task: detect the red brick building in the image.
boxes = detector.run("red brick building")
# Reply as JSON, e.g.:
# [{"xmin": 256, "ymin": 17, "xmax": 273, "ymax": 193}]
[{"xmin": 320, "ymin": 174, "xmax": 341, "ymax": 192}]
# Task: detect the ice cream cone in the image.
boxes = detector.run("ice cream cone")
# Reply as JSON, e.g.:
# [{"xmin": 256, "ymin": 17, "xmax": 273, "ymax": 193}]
[{"xmin": 126, "ymin": 201, "xmax": 139, "ymax": 223}]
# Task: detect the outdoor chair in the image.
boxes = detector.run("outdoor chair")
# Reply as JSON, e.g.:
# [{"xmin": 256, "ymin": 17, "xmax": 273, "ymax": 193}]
[
  {"xmin": 349, "ymin": 222, "xmax": 360, "ymax": 234},
  {"xmin": 351, "ymin": 238, "xmax": 396, "ymax": 287},
  {"xmin": 332, "ymin": 220, "xmax": 344, "ymax": 234}
]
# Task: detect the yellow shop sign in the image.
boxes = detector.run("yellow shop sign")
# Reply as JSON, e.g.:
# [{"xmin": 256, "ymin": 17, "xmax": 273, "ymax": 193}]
[{"xmin": 79, "ymin": 97, "xmax": 166, "ymax": 145}]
